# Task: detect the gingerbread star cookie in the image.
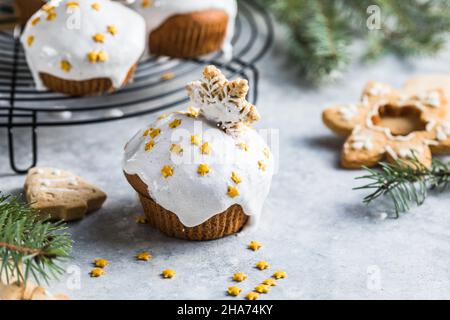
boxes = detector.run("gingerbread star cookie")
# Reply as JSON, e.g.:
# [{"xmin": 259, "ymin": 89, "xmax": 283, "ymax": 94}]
[
  {"xmin": 322, "ymin": 78, "xmax": 450, "ymax": 168},
  {"xmin": 24, "ymin": 167, "xmax": 107, "ymax": 221}
]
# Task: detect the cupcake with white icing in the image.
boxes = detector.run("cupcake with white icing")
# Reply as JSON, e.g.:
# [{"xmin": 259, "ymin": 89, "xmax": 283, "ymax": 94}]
[
  {"xmin": 123, "ymin": 65, "xmax": 273, "ymax": 240},
  {"xmin": 20, "ymin": 0, "xmax": 146, "ymax": 96},
  {"xmin": 129, "ymin": 0, "xmax": 237, "ymax": 59}
]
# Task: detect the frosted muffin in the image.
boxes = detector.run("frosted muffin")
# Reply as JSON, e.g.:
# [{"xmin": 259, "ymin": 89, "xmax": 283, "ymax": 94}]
[
  {"xmin": 123, "ymin": 66, "xmax": 274, "ymax": 240},
  {"xmin": 129, "ymin": 0, "xmax": 237, "ymax": 59},
  {"xmin": 20, "ymin": 0, "xmax": 146, "ymax": 96}
]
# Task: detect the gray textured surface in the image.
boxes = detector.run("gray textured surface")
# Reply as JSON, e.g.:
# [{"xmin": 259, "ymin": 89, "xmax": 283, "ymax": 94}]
[{"xmin": 2, "ymin": 25, "xmax": 450, "ymax": 300}]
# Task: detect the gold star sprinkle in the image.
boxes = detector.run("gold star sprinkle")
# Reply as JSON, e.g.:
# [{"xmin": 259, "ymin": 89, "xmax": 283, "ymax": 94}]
[
  {"xmin": 91, "ymin": 2, "xmax": 100, "ymax": 11},
  {"xmin": 46, "ymin": 12, "xmax": 57, "ymax": 21},
  {"xmin": 231, "ymin": 171, "xmax": 242, "ymax": 184},
  {"xmin": 149, "ymin": 128, "xmax": 161, "ymax": 138},
  {"xmin": 90, "ymin": 268, "xmax": 104, "ymax": 277},
  {"xmin": 141, "ymin": 0, "xmax": 152, "ymax": 8},
  {"xmin": 158, "ymin": 114, "xmax": 168, "ymax": 120},
  {"xmin": 145, "ymin": 140, "xmax": 155, "ymax": 151},
  {"xmin": 258, "ymin": 160, "xmax": 267, "ymax": 171},
  {"xmin": 263, "ymin": 147, "xmax": 270, "ymax": 159},
  {"xmin": 94, "ymin": 259, "xmax": 109, "ymax": 268},
  {"xmin": 191, "ymin": 135, "xmax": 202, "ymax": 146},
  {"xmin": 60, "ymin": 60, "xmax": 72, "ymax": 72},
  {"xmin": 41, "ymin": 4, "xmax": 54, "ymax": 12},
  {"xmin": 246, "ymin": 292, "xmax": 259, "ymax": 300},
  {"xmin": 227, "ymin": 286, "xmax": 242, "ymax": 297},
  {"xmin": 262, "ymin": 278, "xmax": 277, "ymax": 286},
  {"xmin": 161, "ymin": 72, "xmax": 174, "ymax": 81},
  {"xmin": 136, "ymin": 252, "xmax": 152, "ymax": 261},
  {"xmin": 27, "ymin": 36, "xmax": 34, "ymax": 47},
  {"xmin": 197, "ymin": 164, "xmax": 211, "ymax": 176},
  {"xmin": 236, "ymin": 142, "xmax": 249, "ymax": 151},
  {"xmin": 272, "ymin": 270, "xmax": 287, "ymax": 279},
  {"xmin": 185, "ymin": 107, "xmax": 199, "ymax": 118},
  {"xmin": 161, "ymin": 165, "xmax": 173, "ymax": 178},
  {"xmin": 66, "ymin": 2, "xmax": 79, "ymax": 8},
  {"xmin": 256, "ymin": 261, "xmax": 269, "ymax": 270},
  {"xmin": 87, "ymin": 51, "xmax": 99, "ymax": 63},
  {"xmin": 168, "ymin": 119, "xmax": 182, "ymax": 129},
  {"xmin": 227, "ymin": 186, "xmax": 240, "ymax": 198},
  {"xmin": 107, "ymin": 25, "xmax": 117, "ymax": 36},
  {"xmin": 162, "ymin": 269, "xmax": 175, "ymax": 279},
  {"xmin": 254, "ymin": 284, "xmax": 270, "ymax": 294},
  {"xmin": 92, "ymin": 33, "xmax": 105, "ymax": 43},
  {"xmin": 97, "ymin": 50, "xmax": 108, "ymax": 62},
  {"xmin": 232, "ymin": 272, "xmax": 247, "ymax": 282},
  {"xmin": 170, "ymin": 144, "xmax": 183, "ymax": 155},
  {"xmin": 135, "ymin": 215, "xmax": 147, "ymax": 224},
  {"xmin": 31, "ymin": 17, "xmax": 40, "ymax": 26},
  {"xmin": 248, "ymin": 241, "xmax": 262, "ymax": 251},
  {"xmin": 200, "ymin": 142, "xmax": 211, "ymax": 155}
]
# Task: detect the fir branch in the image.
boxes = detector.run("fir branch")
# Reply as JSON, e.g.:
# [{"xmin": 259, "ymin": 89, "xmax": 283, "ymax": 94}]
[
  {"xmin": 354, "ymin": 159, "xmax": 450, "ymax": 217},
  {"xmin": 0, "ymin": 193, "xmax": 72, "ymax": 285}
]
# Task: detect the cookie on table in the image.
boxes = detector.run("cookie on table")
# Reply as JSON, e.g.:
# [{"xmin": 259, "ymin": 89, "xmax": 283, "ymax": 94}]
[
  {"xmin": 322, "ymin": 77, "xmax": 450, "ymax": 168},
  {"xmin": 24, "ymin": 167, "xmax": 107, "ymax": 221}
]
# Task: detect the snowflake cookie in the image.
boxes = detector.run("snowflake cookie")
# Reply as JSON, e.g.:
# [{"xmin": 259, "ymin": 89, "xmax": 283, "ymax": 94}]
[{"xmin": 322, "ymin": 79, "xmax": 450, "ymax": 168}]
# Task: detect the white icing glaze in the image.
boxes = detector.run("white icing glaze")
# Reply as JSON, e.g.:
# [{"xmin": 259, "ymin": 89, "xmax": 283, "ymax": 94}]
[
  {"xmin": 338, "ymin": 104, "xmax": 359, "ymax": 121},
  {"xmin": 398, "ymin": 147, "xmax": 423, "ymax": 159},
  {"xmin": 123, "ymin": 112, "xmax": 273, "ymax": 228},
  {"xmin": 436, "ymin": 122, "xmax": 450, "ymax": 141},
  {"xmin": 418, "ymin": 91, "xmax": 440, "ymax": 108},
  {"xmin": 128, "ymin": 0, "xmax": 237, "ymax": 58},
  {"xmin": 351, "ymin": 134, "xmax": 373, "ymax": 151},
  {"xmin": 368, "ymin": 83, "xmax": 391, "ymax": 96},
  {"xmin": 21, "ymin": 0, "xmax": 146, "ymax": 90}
]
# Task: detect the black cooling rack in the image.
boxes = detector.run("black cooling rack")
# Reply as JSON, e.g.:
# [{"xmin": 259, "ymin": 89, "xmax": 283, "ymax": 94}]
[{"xmin": 0, "ymin": 0, "xmax": 273, "ymax": 173}]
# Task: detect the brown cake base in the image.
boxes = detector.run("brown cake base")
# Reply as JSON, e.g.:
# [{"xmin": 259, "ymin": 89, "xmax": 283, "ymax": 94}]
[
  {"xmin": 124, "ymin": 173, "xmax": 249, "ymax": 241},
  {"xmin": 39, "ymin": 64, "xmax": 137, "ymax": 96},
  {"xmin": 15, "ymin": 0, "xmax": 44, "ymax": 25},
  {"xmin": 149, "ymin": 9, "xmax": 229, "ymax": 58}
]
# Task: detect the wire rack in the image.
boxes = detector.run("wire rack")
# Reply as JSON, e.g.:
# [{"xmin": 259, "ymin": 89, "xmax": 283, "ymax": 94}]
[{"xmin": 0, "ymin": 0, "xmax": 273, "ymax": 174}]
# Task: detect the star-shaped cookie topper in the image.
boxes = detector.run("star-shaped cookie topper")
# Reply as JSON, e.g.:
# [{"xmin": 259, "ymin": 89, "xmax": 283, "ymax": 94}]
[
  {"xmin": 186, "ymin": 65, "xmax": 260, "ymax": 134},
  {"xmin": 323, "ymin": 80, "xmax": 450, "ymax": 168}
]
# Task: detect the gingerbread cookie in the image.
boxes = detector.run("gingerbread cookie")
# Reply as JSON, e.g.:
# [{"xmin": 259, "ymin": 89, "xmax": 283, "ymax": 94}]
[
  {"xmin": 322, "ymin": 77, "xmax": 450, "ymax": 168},
  {"xmin": 24, "ymin": 167, "xmax": 107, "ymax": 221}
]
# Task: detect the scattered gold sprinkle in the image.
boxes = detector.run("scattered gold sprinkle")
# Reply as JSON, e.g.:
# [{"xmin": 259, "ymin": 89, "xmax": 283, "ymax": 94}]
[
  {"xmin": 191, "ymin": 135, "xmax": 202, "ymax": 146},
  {"xmin": 60, "ymin": 60, "xmax": 72, "ymax": 72},
  {"xmin": 136, "ymin": 252, "xmax": 152, "ymax": 261},
  {"xmin": 254, "ymin": 284, "xmax": 270, "ymax": 294},
  {"xmin": 231, "ymin": 171, "xmax": 242, "ymax": 184},
  {"xmin": 170, "ymin": 144, "xmax": 183, "ymax": 155},
  {"xmin": 141, "ymin": 0, "xmax": 152, "ymax": 8},
  {"xmin": 200, "ymin": 142, "xmax": 211, "ymax": 155},
  {"xmin": 168, "ymin": 119, "xmax": 182, "ymax": 129},
  {"xmin": 149, "ymin": 128, "xmax": 161, "ymax": 138},
  {"xmin": 236, "ymin": 142, "xmax": 249, "ymax": 151},
  {"xmin": 107, "ymin": 25, "xmax": 117, "ymax": 36},
  {"xmin": 227, "ymin": 185, "xmax": 239, "ymax": 198},
  {"xmin": 161, "ymin": 72, "xmax": 174, "ymax": 81},
  {"xmin": 197, "ymin": 163, "xmax": 211, "ymax": 176},
  {"xmin": 256, "ymin": 261, "xmax": 269, "ymax": 270},
  {"xmin": 92, "ymin": 33, "xmax": 105, "ymax": 43},
  {"xmin": 87, "ymin": 51, "xmax": 99, "ymax": 63},
  {"xmin": 145, "ymin": 140, "xmax": 155, "ymax": 151},
  {"xmin": 94, "ymin": 259, "xmax": 109, "ymax": 268},
  {"xmin": 162, "ymin": 269, "xmax": 175, "ymax": 279},
  {"xmin": 248, "ymin": 240, "xmax": 262, "ymax": 251},
  {"xmin": 263, "ymin": 147, "xmax": 270, "ymax": 159},
  {"xmin": 258, "ymin": 160, "xmax": 267, "ymax": 171},
  {"xmin": 41, "ymin": 4, "xmax": 55, "ymax": 12},
  {"xmin": 46, "ymin": 12, "xmax": 57, "ymax": 21},
  {"xmin": 91, "ymin": 2, "xmax": 101, "ymax": 11},
  {"xmin": 158, "ymin": 114, "xmax": 168, "ymax": 120},
  {"xmin": 185, "ymin": 107, "xmax": 199, "ymax": 118},
  {"xmin": 232, "ymin": 272, "xmax": 248, "ymax": 282},
  {"xmin": 90, "ymin": 268, "xmax": 104, "ymax": 277},
  {"xmin": 161, "ymin": 165, "xmax": 173, "ymax": 178},
  {"xmin": 135, "ymin": 215, "xmax": 147, "ymax": 224},
  {"xmin": 272, "ymin": 270, "xmax": 287, "ymax": 279},
  {"xmin": 27, "ymin": 36, "xmax": 34, "ymax": 47},
  {"xmin": 227, "ymin": 286, "xmax": 242, "ymax": 297},
  {"xmin": 97, "ymin": 50, "xmax": 108, "ymax": 62},
  {"xmin": 262, "ymin": 278, "xmax": 277, "ymax": 286},
  {"xmin": 31, "ymin": 17, "xmax": 40, "ymax": 26},
  {"xmin": 66, "ymin": 2, "xmax": 79, "ymax": 8},
  {"xmin": 246, "ymin": 292, "xmax": 259, "ymax": 300}
]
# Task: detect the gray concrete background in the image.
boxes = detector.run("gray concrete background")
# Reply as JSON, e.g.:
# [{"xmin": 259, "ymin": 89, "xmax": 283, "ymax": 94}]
[{"xmin": 2, "ymin": 24, "xmax": 450, "ymax": 300}]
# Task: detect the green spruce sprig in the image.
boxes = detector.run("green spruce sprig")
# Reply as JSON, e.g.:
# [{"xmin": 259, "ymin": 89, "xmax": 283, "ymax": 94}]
[
  {"xmin": 0, "ymin": 193, "xmax": 72, "ymax": 285},
  {"xmin": 354, "ymin": 159, "xmax": 450, "ymax": 217}
]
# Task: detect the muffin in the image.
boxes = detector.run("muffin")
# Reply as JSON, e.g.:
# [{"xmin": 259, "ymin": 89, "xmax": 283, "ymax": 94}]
[
  {"xmin": 129, "ymin": 0, "xmax": 237, "ymax": 59},
  {"xmin": 123, "ymin": 65, "xmax": 274, "ymax": 240},
  {"xmin": 15, "ymin": 0, "xmax": 45, "ymax": 25},
  {"xmin": 20, "ymin": 0, "xmax": 146, "ymax": 96}
]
